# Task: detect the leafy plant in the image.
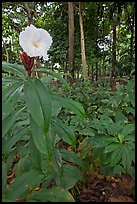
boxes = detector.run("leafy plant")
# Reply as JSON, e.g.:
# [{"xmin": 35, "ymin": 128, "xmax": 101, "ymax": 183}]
[{"xmin": 2, "ymin": 61, "xmax": 86, "ymax": 202}]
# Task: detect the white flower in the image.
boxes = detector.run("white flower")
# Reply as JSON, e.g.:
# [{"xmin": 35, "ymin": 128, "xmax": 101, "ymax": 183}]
[{"xmin": 19, "ymin": 24, "xmax": 52, "ymax": 60}]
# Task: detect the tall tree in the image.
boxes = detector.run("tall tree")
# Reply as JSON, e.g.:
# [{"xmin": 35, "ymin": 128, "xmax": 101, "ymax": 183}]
[
  {"xmin": 68, "ymin": 2, "xmax": 75, "ymax": 78},
  {"xmin": 79, "ymin": 2, "xmax": 88, "ymax": 78},
  {"xmin": 111, "ymin": 23, "xmax": 116, "ymax": 78},
  {"xmin": 24, "ymin": 2, "xmax": 42, "ymax": 78}
]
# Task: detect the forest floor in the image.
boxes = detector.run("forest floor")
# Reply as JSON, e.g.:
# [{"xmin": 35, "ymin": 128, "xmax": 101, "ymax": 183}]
[
  {"xmin": 58, "ymin": 140, "xmax": 135, "ymax": 202},
  {"xmin": 76, "ymin": 171, "xmax": 135, "ymax": 202}
]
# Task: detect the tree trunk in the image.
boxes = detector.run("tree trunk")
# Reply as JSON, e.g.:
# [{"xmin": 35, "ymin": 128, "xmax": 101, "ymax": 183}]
[
  {"xmin": 111, "ymin": 24, "xmax": 116, "ymax": 78},
  {"xmin": 129, "ymin": 12, "xmax": 134, "ymax": 63},
  {"xmin": 79, "ymin": 2, "xmax": 88, "ymax": 78},
  {"xmin": 68, "ymin": 2, "xmax": 75, "ymax": 79},
  {"xmin": 117, "ymin": 23, "xmax": 120, "ymax": 62},
  {"xmin": 24, "ymin": 2, "xmax": 33, "ymax": 25},
  {"xmin": 24, "ymin": 2, "xmax": 42, "ymax": 78}
]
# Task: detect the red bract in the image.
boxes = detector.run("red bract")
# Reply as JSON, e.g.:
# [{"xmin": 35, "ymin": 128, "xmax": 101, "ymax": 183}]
[{"xmin": 20, "ymin": 51, "xmax": 34, "ymax": 77}]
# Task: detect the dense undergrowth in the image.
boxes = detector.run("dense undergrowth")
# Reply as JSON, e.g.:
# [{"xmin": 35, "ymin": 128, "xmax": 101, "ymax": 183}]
[{"xmin": 2, "ymin": 62, "xmax": 135, "ymax": 202}]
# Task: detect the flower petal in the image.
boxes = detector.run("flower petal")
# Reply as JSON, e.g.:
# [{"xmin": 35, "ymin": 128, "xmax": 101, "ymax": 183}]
[{"xmin": 19, "ymin": 24, "xmax": 52, "ymax": 60}]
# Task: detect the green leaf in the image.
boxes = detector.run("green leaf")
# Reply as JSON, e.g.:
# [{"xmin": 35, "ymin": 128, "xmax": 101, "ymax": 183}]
[
  {"xmin": 2, "ymin": 61, "xmax": 27, "ymax": 79},
  {"xmin": 59, "ymin": 164, "xmax": 83, "ymax": 190},
  {"xmin": 78, "ymin": 137, "xmax": 92, "ymax": 159},
  {"xmin": 2, "ymin": 76, "xmax": 21, "ymax": 85},
  {"xmin": 24, "ymin": 78, "xmax": 52, "ymax": 133},
  {"xmin": 52, "ymin": 118, "xmax": 76, "ymax": 147},
  {"xmin": 2, "ymin": 87, "xmax": 20, "ymax": 120},
  {"xmin": 30, "ymin": 116, "xmax": 49, "ymax": 155},
  {"xmin": 14, "ymin": 155, "xmax": 32, "ymax": 177},
  {"xmin": 2, "ymin": 107, "xmax": 25, "ymax": 138},
  {"xmin": 26, "ymin": 187, "xmax": 75, "ymax": 202},
  {"xmin": 29, "ymin": 136, "xmax": 42, "ymax": 171},
  {"xmin": 33, "ymin": 78, "xmax": 52, "ymax": 132},
  {"xmin": 104, "ymin": 143, "xmax": 121, "ymax": 153},
  {"xmin": 51, "ymin": 94, "xmax": 86, "ymax": 117},
  {"xmin": 118, "ymin": 133, "xmax": 125, "ymax": 143},
  {"xmin": 106, "ymin": 137, "xmax": 119, "ymax": 143},
  {"xmin": 2, "ymin": 162, "xmax": 7, "ymax": 194},
  {"xmin": 121, "ymin": 146, "xmax": 133, "ymax": 171},
  {"xmin": 122, "ymin": 124, "xmax": 135, "ymax": 136},
  {"xmin": 115, "ymin": 111, "xmax": 127, "ymax": 122},
  {"xmin": 113, "ymin": 164, "xmax": 125, "ymax": 176},
  {"xmin": 124, "ymin": 107, "xmax": 135, "ymax": 115},
  {"xmin": 2, "ymin": 128, "xmax": 28, "ymax": 155},
  {"xmin": 60, "ymin": 148, "xmax": 83, "ymax": 167},
  {"xmin": 35, "ymin": 68, "xmax": 69, "ymax": 87},
  {"xmin": 93, "ymin": 140, "xmax": 108, "ymax": 148},
  {"xmin": 2, "ymin": 82, "xmax": 22, "ymax": 102},
  {"xmin": 5, "ymin": 169, "xmax": 43, "ymax": 200},
  {"xmin": 41, "ymin": 75, "xmax": 54, "ymax": 84},
  {"xmin": 109, "ymin": 147, "xmax": 123, "ymax": 166}
]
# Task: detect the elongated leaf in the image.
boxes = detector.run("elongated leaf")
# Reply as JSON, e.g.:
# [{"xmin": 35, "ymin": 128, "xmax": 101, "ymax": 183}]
[
  {"xmin": 30, "ymin": 116, "xmax": 48, "ymax": 155},
  {"xmin": 35, "ymin": 68, "xmax": 69, "ymax": 87},
  {"xmin": 52, "ymin": 118, "xmax": 76, "ymax": 147},
  {"xmin": 24, "ymin": 78, "xmax": 52, "ymax": 133},
  {"xmin": 2, "ymin": 61, "xmax": 27, "ymax": 79},
  {"xmin": 51, "ymin": 94, "xmax": 86, "ymax": 117},
  {"xmin": 26, "ymin": 187, "xmax": 75, "ymax": 202},
  {"xmin": 118, "ymin": 133, "xmax": 125, "ymax": 143},
  {"xmin": 33, "ymin": 78, "xmax": 52, "ymax": 133},
  {"xmin": 24, "ymin": 79, "xmax": 45, "ymax": 129},
  {"xmin": 14, "ymin": 155, "xmax": 32, "ymax": 177},
  {"xmin": 2, "ymin": 199, "xmax": 15, "ymax": 202},
  {"xmin": 6, "ymin": 169, "xmax": 43, "ymax": 200},
  {"xmin": 122, "ymin": 124, "xmax": 135, "ymax": 136},
  {"xmin": 29, "ymin": 136, "xmax": 42, "ymax": 171},
  {"xmin": 59, "ymin": 164, "xmax": 83, "ymax": 190},
  {"xmin": 2, "ymin": 76, "xmax": 22, "ymax": 85},
  {"xmin": 104, "ymin": 143, "xmax": 121, "ymax": 153},
  {"xmin": 2, "ymin": 128, "xmax": 28, "ymax": 155},
  {"xmin": 113, "ymin": 164, "xmax": 125, "ymax": 176},
  {"xmin": 122, "ymin": 146, "xmax": 133, "ymax": 171},
  {"xmin": 2, "ymin": 86, "xmax": 21, "ymax": 120},
  {"xmin": 109, "ymin": 147, "xmax": 123, "ymax": 166},
  {"xmin": 78, "ymin": 137, "xmax": 92, "ymax": 159},
  {"xmin": 2, "ymin": 107, "xmax": 25, "ymax": 138},
  {"xmin": 2, "ymin": 162, "xmax": 7, "ymax": 194},
  {"xmin": 125, "ymin": 107, "xmax": 135, "ymax": 115},
  {"xmin": 60, "ymin": 148, "xmax": 83, "ymax": 167},
  {"xmin": 2, "ymin": 82, "xmax": 22, "ymax": 102}
]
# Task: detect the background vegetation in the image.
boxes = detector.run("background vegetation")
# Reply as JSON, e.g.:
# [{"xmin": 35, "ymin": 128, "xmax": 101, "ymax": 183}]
[{"xmin": 2, "ymin": 2, "xmax": 135, "ymax": 202}]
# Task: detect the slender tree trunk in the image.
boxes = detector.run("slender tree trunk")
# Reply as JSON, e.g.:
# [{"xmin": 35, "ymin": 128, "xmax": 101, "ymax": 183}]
[
  {"xmin": 129, "ymin": 12, "xmax": 134, "ymax": 63},
  {"xmin": 24, "ymin": 2, "xmax": 33, "ymax": 25},
  {"xmin": 24, "ymin": 2, "xmax": 42, "ymax": 78},
  {"xmin": 79, "ymin": 2, "xmax": 88, "ymax": 78},
  {"xmin": 117, "ymin": 23, "xmax": 120, "ymax": 62},
  {"xmin": 68, "ymin": 2, "xmax": 75, "ymax": 79},
  {"xmin": 111, "ymin": 24, "xmax": 116, "ymax": 78}
]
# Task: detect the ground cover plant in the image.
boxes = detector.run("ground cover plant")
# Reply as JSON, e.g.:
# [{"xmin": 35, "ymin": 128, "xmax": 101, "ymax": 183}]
[{"xmin": 2, "ymin": 2, "xmax": 135, "ymax": 202}]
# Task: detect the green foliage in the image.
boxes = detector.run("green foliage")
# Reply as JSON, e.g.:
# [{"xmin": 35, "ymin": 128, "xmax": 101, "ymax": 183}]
[
  {"xmin": 2, "ymin": 62, "xmax": 86, "ymax": 202},
  {"xmin": 51, "ymin": 78, "xmax": 135, "ymax": 177},
  {"xmin": 2, "ymin": 1, "xmax": 135, "ymax": 201},
  {"xmin": 2, "ymin": 2, "xmax": 135, "ymax": 77},
  {"xmin": 26, "ymin": 187, "xmax": 75, "ymax": 202}
]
